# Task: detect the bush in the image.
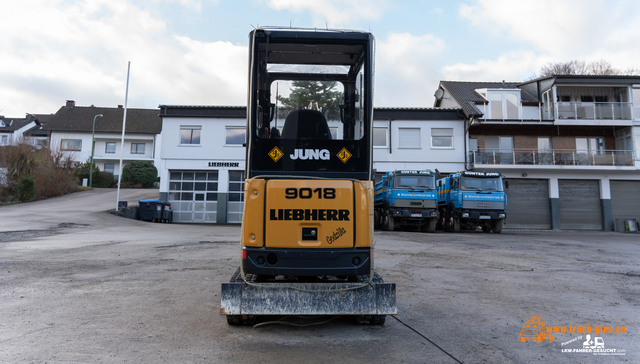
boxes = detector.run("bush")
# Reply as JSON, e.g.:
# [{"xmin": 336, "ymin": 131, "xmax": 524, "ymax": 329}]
[
  {"xmin": 15, "ymin": 175, "xmax": 35, "ymax": 201},
  {"xmin": 96, "ymin": 171, "xmax": 115, "ymax": 188},
  {"xmin": 0, "ymin": 141, "xmax": 77, "ymax": 203},
  {"xmin": 121, "ymin": 161, "xmax": 158, "ymax": 188},
  {"xmin": 74, "ymin": 160, "xmax": 101, "ymax": 186}
]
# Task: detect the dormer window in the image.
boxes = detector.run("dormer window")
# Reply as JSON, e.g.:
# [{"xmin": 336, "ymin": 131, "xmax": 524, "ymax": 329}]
[
  {"xmin": 486, "ymin": 89, "xmax": 521, "ymax": 120},
  {"xmin": 475, "ymin": 89, "xmax": 488, "ymax": 100}
]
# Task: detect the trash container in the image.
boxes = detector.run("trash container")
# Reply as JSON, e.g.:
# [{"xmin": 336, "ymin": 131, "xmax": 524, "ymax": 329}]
[
  {"xmin": 614, "ymin": 219, "xmax": 625, "ymax": 233},
  {"xmin": 161, "ymin": 202, "xmax": 173, "ymax": 223},
  {"xmin": 138, "ymin": 199, "xmax": 162, "ymax": 222}
]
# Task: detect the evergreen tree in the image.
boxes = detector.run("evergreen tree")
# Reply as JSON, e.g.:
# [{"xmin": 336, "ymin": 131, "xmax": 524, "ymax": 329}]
[{"xmin": 277, "ymin": 81, "xmax": 343, "ymax": 120}]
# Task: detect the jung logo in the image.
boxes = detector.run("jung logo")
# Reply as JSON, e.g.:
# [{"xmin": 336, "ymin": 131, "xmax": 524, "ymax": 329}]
[{"xmin": 290, "ymin": 149, "xmax": 330, "ymax": 160}]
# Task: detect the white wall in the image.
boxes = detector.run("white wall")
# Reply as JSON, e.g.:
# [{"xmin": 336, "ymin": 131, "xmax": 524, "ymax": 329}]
[
  {"xmin": 522, "ymin": 105, "xmax": 541, "ymax": 120},
  {"xmin": 92, "ymin": 134, "xmax": 155, "ymax": 161},
  {"xmin": 159, "ymin": 117, "xmax": 247, "ymax": 193},
  {"xmin": 50, "ymin": 132, "xmax": 93, "ymax": 163},
  {"xmin": 372, "ymin": 118, "xmax": 466, "ymax": 173},
  {"xmin": 51, "ymin": 131, "xmax": 160, "ymax": 177}
]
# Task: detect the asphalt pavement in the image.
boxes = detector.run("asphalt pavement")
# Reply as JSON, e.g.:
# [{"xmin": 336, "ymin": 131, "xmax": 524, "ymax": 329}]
[{"xmin": 0, "ymin": 188, "xmax": 638, "ymax": 363}]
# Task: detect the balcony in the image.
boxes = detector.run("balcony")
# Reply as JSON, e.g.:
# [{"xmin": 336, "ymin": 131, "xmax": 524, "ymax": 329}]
[
  {"xmin": 556, "ymin": 102, "xmax": 633, "ymax": 120},
  {"xmin": 469, "ymin": 148, "xmax": 635, "ymax": 168}
]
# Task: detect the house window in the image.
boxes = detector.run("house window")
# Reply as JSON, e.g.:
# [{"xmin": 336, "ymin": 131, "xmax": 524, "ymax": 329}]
[
  {"xmin": 633, "ymin": 88, "xmax": 640, "ymax": 120},
  {"xmin": 61, "ymin": 139, "xmax": 82, "ymax": 151},
  {"xmin": 0, "ymin": 135, "xmax": 7, "ymax": 145},
  {"xmin": 106, "ymin": 142, "xmax": 116, "ymax": 153},
  {"xmin": 181, "ymin": 127, "xmax": 201, "ymax": 145},
  {"xmin": 373, "ymin": 127, "xmax": 388, "ymax": 147},
  {"xmin": 431, "ymin": 128, "xmax": 453, "ymax": 148},
  {"xmin": 489, "ymin": 93, "xmax": 503, "ymax": 119},
  {"xmin": 131, "ymin": 143, "xmax": 145, "ymax": 154},
  {"xmin": 398, "ymin": 128, "xmax": 421, "ymax": 149},
  {"xmin": 576, "ymin": 137, "xmax": 604, "ymax": 154},
  {"xmin": 488, "ymin": 90, "xmax": 521, "ymax": 119},
  {"xmin": 538, "ymin": 137, "xmax": 551, "ymax": 152},
  {"xmin": 225, "ymin": 127, "xmax": 245, "ymax": 145},
  {"xmin": 104, "ymin": 163, "xmax": 115, "ymax": 175}
]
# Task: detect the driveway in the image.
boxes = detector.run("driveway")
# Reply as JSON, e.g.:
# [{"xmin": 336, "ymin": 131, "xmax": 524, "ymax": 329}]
[{"xmin": 0, "ymin": 189, "xmax": 638, "ymax": 363}]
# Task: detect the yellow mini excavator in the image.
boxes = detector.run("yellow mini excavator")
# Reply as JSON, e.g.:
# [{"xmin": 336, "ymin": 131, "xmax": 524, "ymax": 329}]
[{"xmin": 220, "ymin": 27, "xmax": 396, "ymax": 325}]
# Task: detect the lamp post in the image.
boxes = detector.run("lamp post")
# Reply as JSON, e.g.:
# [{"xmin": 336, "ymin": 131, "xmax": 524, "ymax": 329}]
[{"xmin": 89, "ymin": 114, "xmax": 103, "ymax": 187}]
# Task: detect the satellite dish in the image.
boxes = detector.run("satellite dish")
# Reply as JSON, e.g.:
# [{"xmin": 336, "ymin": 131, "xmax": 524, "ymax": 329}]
[{"xmin": 434, "ymin": 88, "xmax": 444, "ymax": 100}]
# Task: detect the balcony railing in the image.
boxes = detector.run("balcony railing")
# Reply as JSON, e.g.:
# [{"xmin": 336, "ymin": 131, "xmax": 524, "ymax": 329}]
[
  {"xmin": 556, "ymin": 102, "xmax": 633, "ymax": 120},
  {"xmin": 469, "ymin": 149, "xmax": 635, "ymax": 167}
]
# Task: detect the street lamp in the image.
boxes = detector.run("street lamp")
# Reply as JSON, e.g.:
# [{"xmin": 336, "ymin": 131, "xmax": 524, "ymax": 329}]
[{"xmin": 89, "ymin": 114, "xmax": 103, "ymax": 187}]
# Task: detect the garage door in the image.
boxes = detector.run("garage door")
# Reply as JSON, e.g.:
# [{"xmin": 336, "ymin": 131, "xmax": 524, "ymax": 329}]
[
  {"xmin": 227, "ymin": 171, "xmax": 245, "ymax": 224},
  {"xmin": 504, "ymin": 179, "xmax": 550, "ymax": 229},
  {"xmin": 611, "ymin": 180, "xmax": 640, "ymax": 221},
  {"xmin": 559, "ymin": 179, "xmax": 601, "ymax": 230},
  {"xmin": 167, "ymin": 170, "xmax": 218, "ymax": 223}
]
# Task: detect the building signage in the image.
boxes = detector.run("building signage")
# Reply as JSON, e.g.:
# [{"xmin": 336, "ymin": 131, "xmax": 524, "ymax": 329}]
[
  {"xmin": 208, "ymin": 162, "xmax": 240, "ymax": 168},
  {"xmin": 462, "ymin": 171, "xmax": 501, "ymax": 178}
]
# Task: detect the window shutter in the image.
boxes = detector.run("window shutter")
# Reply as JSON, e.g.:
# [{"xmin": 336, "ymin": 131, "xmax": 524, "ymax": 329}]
[{"xmin": 398, "ymin": 128, "xmax": 420, "ymax": 148}]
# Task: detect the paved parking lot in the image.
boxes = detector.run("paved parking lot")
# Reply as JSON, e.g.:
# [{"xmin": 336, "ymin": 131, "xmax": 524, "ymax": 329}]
[{"xmin": 1, "ymin": 189, "xmax": 638, "ymax": 363}]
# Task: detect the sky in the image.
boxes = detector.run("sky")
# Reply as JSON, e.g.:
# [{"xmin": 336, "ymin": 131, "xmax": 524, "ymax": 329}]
[{"xmin": 1, "ymin": 0, "xmax": 639, "ymax": 118}]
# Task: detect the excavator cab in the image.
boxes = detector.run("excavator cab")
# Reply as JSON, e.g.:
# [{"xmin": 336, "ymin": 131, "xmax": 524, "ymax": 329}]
[{"xmin": 221, "ymin": 28, "xmax": 396, "ymax": 325}]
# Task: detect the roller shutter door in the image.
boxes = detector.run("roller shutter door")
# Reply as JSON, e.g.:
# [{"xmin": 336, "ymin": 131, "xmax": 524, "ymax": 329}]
[
  {"xmin": 559, "ymin": 179, "xmax": 601, "ymax": 230},
  {"xmin": 167, "ymin": 170, "xmax": 219, "ymax": 223},
  {"xmin": 611, "ymin": 180, "xmax": 640, "ymax": 221},
  {"xmin": 504, "ymin": 179, "xmax": 550, "ymax": 229}
]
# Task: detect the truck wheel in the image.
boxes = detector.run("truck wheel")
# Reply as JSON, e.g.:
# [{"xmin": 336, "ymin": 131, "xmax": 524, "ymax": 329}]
[
  {"xmin": 382, "ymin": 211, "xmax": 394, "ymax": 231},
  {"xmin": 422, "ymin": 218, "xmax": 436, "ymax": 233},
  {"xmin": 374, "ymin": 210, "xmax": 381, "ymax": 229},
  {"xmin": 491, "ymin": 219, "xmax": 503, "ymax": 233},
  {"xmin": 482, "ymin": 225, "xmax": 492, "ymax": 233},
  {"xmin": 451, "ymin": 217, "xmax": 460, "ymax": 233}
]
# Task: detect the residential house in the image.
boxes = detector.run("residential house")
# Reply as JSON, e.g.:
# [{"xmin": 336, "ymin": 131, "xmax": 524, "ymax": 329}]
[
  {"xmin": 23, "ymin": 113, "xmax": 55, "ymax": 148},
  {"xmin": 0, "ymin": 115, "xmax": 39, "ymax": 145},
  {"xmin": 44, "ymin": 100, "xmax": 162, "ymax": 177},
  {"xmin": 157, "ymin": 105, "xmax": 465, "ymax": 224},
  {"xmin": 434, "ymin": 76, "xmax": 640, "ymax": 230}
]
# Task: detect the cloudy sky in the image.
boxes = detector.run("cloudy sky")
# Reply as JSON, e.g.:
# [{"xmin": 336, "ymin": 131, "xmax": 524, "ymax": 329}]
[{"xmin": 1, "ymin": 0, "xmax": 639, "ymax": 117}]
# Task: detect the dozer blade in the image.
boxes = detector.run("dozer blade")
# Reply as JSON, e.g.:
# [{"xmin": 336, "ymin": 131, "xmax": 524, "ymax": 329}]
[{"xmin": 220, "ymin": 271, "xmax": 396, "ymax": 316}]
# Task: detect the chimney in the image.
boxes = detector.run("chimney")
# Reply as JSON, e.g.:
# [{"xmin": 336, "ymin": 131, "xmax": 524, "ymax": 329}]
[
  {"xmin": 118, "ymin": 105, "xmax": 123, "ymax": 109},
  {"xmin": 66, "ymin": 100, "xmax": 75, "ymax": 108}
]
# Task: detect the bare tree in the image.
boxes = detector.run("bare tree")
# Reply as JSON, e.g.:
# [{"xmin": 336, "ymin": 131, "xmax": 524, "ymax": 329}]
[{"xmin": 537, "ymin": 60, "xmax": 639, "ymax": 77}]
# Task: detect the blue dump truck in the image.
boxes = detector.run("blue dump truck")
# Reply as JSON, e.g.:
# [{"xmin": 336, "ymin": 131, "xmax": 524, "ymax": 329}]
[
  {"xmin": 374, "ymin": 170, "xmax": 439, "ymax": 232},
  {"xmin": 436, "ymin": 171, "xmax": 507, "ymax": 233}
]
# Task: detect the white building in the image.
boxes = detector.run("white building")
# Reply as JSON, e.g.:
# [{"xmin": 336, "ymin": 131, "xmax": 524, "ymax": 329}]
[
  {"xmin": 158, "ymin": 105, "xmax": 465, "ymax": 224},
  {"xmin": 434, "ymin": 76, "xmax": 640, "ymax": 230},
  {"xmin": 44, "ymin": 100, "xmax": 162, "ymax": 177},
  {"xmin": 0, "ymin": 115, "xmax": 38, "ymax": 145}
]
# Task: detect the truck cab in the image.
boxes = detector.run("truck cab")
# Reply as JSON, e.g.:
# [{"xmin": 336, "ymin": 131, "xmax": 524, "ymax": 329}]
[
  {"xmin": 437, "ymin": 171, "xmax": 507, "ymax": 233},
  {"xmin": 374, "ymin": 170, "xmax": 438, "ymax": 232}
]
